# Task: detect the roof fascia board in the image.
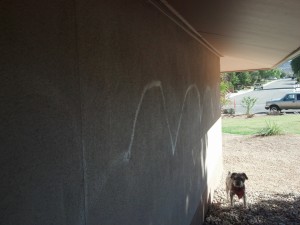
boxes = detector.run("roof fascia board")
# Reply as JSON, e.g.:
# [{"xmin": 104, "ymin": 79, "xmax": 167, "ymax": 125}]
[
  {"xmin": 272, "ymin": 46, "xmax": 300, "ymax": 68},
  {"xmin": 149, "ymin": 0, "xmax": 222, "ymax": 57}
]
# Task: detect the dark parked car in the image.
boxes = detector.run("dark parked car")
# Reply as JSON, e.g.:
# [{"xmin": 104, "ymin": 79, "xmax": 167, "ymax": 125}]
[
  {"xmin": 254, "ymin": 83, "xmax": 263, "ymax": 90},
  {"xmin": 265, "ymin": 92, "xmax": 300, "ymax": 111}
]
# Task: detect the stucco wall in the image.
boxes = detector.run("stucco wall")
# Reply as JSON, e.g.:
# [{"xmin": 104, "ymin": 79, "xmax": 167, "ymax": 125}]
[{"xmin": 1, "ymin": 1, "xmax": 222, "ymax": 225}]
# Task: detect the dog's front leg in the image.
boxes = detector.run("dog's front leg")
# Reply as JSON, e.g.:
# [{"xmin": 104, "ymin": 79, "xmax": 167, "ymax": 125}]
[
  {"xmin": 226, "ymin": 187, "xmax": 229, "ymax": 201},
  {"xmin": 243, "ymin": 195, "xmax": 247, "ymax": 208},
  {"xmin": 230, "ymin": 193, "xmax": 234, "ymax": 206}
]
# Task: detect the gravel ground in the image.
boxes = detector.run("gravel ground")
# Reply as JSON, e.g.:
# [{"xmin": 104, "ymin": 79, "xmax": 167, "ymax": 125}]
[{"xmin": 204, "ymin": 133, "xmax": 300, "ymax": 225}]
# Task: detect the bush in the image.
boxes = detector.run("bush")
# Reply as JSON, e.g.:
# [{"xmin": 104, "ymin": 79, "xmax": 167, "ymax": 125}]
[
  {"xmin": 257, "ymin": 120, "xmax": 283, "ymax": 136},
  {"xmin": 241, "ymin": 96, "xmax": 258, "ymax": 115},
  {"xmin": 223, "ymin": 108, "xmax": 235, "ymax": 115},
  {"xmin": 220, "ymin": 80, "xmax": 232, "ymax": 110}
]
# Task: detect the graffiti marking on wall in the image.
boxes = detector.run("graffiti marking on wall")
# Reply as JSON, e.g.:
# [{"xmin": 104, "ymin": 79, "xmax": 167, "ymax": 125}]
[{"xmin": 124, "ymin": 80, "xmax": 207, "ymax": 161}]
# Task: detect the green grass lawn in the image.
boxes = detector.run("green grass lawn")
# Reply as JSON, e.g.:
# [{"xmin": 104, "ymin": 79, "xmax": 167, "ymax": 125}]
[{"xmin": 222, "ymin": 114, "xmax": 300, "ymax": 135}]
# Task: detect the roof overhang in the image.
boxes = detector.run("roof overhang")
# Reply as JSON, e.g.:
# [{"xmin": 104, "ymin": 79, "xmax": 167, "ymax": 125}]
[{"xmin": 152, "ymin": 0, "xmax": 300, "ymax": 72}]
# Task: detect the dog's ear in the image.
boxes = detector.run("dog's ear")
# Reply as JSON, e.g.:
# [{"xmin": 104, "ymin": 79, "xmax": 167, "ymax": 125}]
[
  {"xmin": 230, "ymin": 173, "xmax": 237, "ymax": 179},
  {"xmin": 241, "ymin": 173, "xmax": 248, "ymax": 180}
]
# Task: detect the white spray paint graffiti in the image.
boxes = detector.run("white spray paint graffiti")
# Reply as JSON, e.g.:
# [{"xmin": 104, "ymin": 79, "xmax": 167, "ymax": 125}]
[
  {"xmin": 124, "ymin": 80, "xmax": 210, "ymax": 161},
  {"xmin": 98, "ymin": 80, "xmax": 212, "ymax": 192}
]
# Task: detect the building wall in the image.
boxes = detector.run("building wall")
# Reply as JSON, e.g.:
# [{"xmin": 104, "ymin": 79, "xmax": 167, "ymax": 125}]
[{"xmin": 1, "ymin": 1, "xmax": 222, "ymax": 225}]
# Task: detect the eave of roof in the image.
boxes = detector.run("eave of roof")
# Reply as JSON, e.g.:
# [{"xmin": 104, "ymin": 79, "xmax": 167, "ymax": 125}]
[{"xmin": 155, "ymin": 0, "xmax": 300, "ymax": 72}]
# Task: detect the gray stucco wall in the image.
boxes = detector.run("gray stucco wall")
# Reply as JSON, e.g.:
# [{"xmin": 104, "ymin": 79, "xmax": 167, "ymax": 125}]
[{"xmin": 1, "ymin": 1, "xmax": 221, "ymax": 225}]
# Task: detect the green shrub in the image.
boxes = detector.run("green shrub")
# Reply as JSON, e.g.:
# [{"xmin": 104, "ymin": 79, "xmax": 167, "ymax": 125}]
[
  {"xmin": 241, "ymin": 96, "xmax": 258, "ymax": 115},
  {"xmin": 257, "ymin": 120, "xmax": 283, "ymax": 136},
  {"xmin": 223, "ymin": 108, "xmax": 235, "ymax": 115}
]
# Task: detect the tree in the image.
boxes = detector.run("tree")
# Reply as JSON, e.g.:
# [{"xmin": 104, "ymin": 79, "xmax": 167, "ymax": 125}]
[
  {"xmin": 237, "ymin": 72, "xmax": 252, "ymax": 86},
  {"xmin": 259, "ymin": 69, "xmax": 282, "ymax": 80},
  {"xmin": 291, "ymin": 55, "xmax": 300, "ymax": 82},
  {"xmin": 271, "ymin": 69, "xmax": 282, "ymax": 79},
  {"xmin": 220, "ymin": 68, "xmax": 285, "ymax": 95},
  {"xmin": 249, "ymin": 71, "xmax": 260, "ymax": 82},
  {"xmin": 291, "ymin": 55, "xmax": 300, "ymax": 75},
  {"xmin": 220, "ymin": 74, "xmax": 232, "ymax": 109},
  {"xmin": 241, "ymin": 96, "xmax": 258, "ymax": 116},
  {"xmin": 226, "ymin": 72, "xmax": 240, "ymax": 89}
]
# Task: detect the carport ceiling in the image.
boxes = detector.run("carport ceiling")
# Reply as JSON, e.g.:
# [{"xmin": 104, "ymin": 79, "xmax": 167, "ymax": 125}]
[{"xmin": 163, "ymin": 0, "xmax": 300, "ymax": 72}]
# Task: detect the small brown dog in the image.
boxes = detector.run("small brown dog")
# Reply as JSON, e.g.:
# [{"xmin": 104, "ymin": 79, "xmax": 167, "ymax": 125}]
[{"xmin": 226, "ymin": 171, "xmax": 248, "ymax": 207}]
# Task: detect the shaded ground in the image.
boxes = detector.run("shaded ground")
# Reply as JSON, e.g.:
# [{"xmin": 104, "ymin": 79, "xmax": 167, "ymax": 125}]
[{"xmin": 204, "ymin": 133, "xmax": 300, "ymax": 225}]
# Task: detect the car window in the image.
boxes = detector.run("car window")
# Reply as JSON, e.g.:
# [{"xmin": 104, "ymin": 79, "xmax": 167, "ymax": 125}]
[
  {"xmin": 297, "ymin": 94, "xmax": 300, "ymax": 100},
  {"xmin": 285, "ymin": 94, "xmax": 295, "ymax": 101}
]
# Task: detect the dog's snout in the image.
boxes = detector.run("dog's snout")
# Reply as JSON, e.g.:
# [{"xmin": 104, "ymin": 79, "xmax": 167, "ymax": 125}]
[{"xmin": 233, "ymin": 179, "xmax": 243, "ymax": 187}]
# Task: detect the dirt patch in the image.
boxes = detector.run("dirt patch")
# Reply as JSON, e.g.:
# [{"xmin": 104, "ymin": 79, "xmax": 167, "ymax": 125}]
[
  {"xmin": 204, "ymin": 133, "xmax": 300, "ymax": 225},
  {"xmin": 222, "ymin": 133, "xmax": 300, "ymax": 193}
]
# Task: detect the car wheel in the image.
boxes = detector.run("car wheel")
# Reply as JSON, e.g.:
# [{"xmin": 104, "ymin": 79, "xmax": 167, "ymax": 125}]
[{"xmin": 270, "ymin": 105, "xmax": 279, "ymax": 112}]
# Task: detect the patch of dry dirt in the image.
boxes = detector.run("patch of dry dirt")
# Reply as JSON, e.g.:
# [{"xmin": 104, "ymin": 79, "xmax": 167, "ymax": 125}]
[
  {"xmin": 204, "ymin": 133, "xmax": 300, "ymax": 225},
  {"xmin": 222, "ymin": 133, "xmax": 300, "ymax": 193}
]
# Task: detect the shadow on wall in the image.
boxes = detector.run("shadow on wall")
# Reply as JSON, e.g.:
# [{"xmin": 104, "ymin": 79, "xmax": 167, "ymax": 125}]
[{"xmin": 85, "ymin": 81, "xmax": 217, "ymax": 225}]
